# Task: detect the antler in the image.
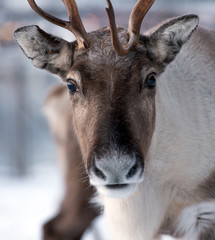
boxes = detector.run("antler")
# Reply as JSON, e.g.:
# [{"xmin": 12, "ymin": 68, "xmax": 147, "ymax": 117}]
[
  {"xmin": 27, "ymin": 0, "xmax": 89, "ymax": 49},
  {"xmin": 106, "ymin": 0, "xmax": 155, "ymax": 56}
]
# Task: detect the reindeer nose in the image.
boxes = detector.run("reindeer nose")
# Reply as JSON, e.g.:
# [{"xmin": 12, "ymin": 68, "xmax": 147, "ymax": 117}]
[{"xmin": 89, "ymin": 153, "xmax": 143, "ymax": 186}]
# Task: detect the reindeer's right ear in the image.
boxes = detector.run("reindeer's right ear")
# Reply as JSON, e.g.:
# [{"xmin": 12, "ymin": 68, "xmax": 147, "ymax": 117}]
[{"xmin": 14, "ymin": 25, "xmax": 73, "ymax": 78}]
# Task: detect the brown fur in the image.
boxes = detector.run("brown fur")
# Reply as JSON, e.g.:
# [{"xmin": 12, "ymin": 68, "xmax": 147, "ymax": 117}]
[
  {"xmin": 199, "ymin": 226, "xmax": 215, "ymax": 240},
  {"xmin": 70, "ymin": 28, "xmax": 156, "ymax": 169},
  {"xmin": 43, "ymin": 85, "xmax": 99, "ymax": 240},
  {"xmin": 199, "ymin": 170, "xmax": 215, "ymax": 200}
]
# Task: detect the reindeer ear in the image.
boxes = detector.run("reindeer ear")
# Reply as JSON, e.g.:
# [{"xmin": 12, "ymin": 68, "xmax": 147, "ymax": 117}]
[
  {"xmin": 14, "ymin": 25, "xmax": 73, "ymax": 77},
  {"xmin": 148, "ymin": 14, "xmax": 199, "ymax": 64}
]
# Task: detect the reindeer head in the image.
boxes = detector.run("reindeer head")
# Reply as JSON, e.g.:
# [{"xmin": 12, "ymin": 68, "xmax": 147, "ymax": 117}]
[{"xmin": 14, "ymin": 0, "xmax": 199, "ymax": 198}]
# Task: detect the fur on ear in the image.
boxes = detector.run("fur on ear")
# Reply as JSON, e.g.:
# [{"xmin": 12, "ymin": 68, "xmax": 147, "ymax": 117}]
[
  {"xmin": 14, "ymin": 25, "xmax": 73, "ymax": 77},
  {"xmin": 147, "ymin": 14, "xmax": 199, "ymax": 64}
]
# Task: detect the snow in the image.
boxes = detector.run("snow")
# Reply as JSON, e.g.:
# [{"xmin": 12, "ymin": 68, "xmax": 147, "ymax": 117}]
[
  {"xmin": 0, "ymin": 165, "xmax": 175, "ymax": 240},
  {"xmin": 0, "ymin": 166, "xmax": 63, "ymax": 240}
]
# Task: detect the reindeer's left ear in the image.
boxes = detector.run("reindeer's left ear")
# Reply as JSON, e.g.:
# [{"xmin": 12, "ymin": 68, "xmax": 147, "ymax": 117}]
[
  {"xmin": 14, "ymin": 25, "xmax": 73, "ymax": 78},
  {"xmin": 147, "ymin": 14, "xmax": 199, "ymax": 64}
]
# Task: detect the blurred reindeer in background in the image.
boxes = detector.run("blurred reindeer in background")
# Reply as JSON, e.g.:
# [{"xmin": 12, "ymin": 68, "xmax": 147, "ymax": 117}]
[
  {"xmin": 14, "ymin": 0, "xmax": 215, "ymax": 239},
  {"xmin": 43, "ymin": 85, "xmax": 99, "ymax": 240}
]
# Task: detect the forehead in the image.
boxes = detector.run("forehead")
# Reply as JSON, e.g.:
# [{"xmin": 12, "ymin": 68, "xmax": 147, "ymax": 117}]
[{"xmin": 71, "ymin": 28, "xmax": 153, "ymax": 79}]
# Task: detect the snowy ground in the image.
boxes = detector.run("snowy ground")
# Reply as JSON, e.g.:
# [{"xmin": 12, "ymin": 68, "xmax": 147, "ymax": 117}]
[
  {"xmin": 0, "ymin": 165, "xmax": 109, "ymax": 240},
  {"xmin": 0, "ymin": 166, "xmax": 63, "ymax": 240},
  {"xmin": 0, "ymin": 165, "xmax": 175, "ymax": 240}
]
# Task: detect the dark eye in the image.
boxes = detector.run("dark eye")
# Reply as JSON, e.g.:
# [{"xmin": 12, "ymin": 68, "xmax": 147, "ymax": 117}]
[
  {"xmin": 146, "ymin": 73, "xmax": 157, "ymax": 88},
  {"xmin": 66, "ymin": 79, "xmax": 77, "ymax": 93}
]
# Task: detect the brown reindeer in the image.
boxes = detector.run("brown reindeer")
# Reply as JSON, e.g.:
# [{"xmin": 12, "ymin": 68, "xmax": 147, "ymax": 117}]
[
  {"xmin": 14, "ymin": 0, "xmax": 215, "ymax": 239},
  {"xmin": 43, "ymin": 85, "xmax": 99, "ymax": 240}
]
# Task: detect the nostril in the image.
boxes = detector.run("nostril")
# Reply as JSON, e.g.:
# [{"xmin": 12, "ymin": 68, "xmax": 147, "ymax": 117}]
[
  {"xmin": 126, "ymin": 161, "xmax": 139, "ymax": 179},
  {"xmin": 93, "ymin": 165, "xmax": 106, "ymax": 180}
]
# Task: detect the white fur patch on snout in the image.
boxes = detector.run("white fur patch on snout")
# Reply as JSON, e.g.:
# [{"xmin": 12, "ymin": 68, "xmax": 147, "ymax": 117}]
[
  {"xmin": 90, "ymin": 150, "xmax": 143, "ymax": 186},
  {"xmin": 89, "ymin": 150, "xmax": 143, "ymax": 198}
]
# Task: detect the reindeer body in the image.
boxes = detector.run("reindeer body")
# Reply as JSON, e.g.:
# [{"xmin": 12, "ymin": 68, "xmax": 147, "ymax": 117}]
[
  {"xmin": 103, "ymin": 27, "xmax": 215, "ymax": 240},
  {"xmin": 14, "ymin": 0, "xmax": 215, "ymax": 239},
  {"xmin": 43, "ymin": 27, "xmax": 215, "ymax": 240}
]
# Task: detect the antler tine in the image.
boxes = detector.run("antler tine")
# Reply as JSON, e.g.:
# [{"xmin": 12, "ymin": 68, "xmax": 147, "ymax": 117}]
[
  {"xmin": 128, "ymin": 0, "xmax": 155, "ymax": 42},
  {"xmin": 106, "ymin": 0, "xmax": 155, "ymax": 56},
  {"xmin": 62, "ymin": 0, "xmax": 89, "ymax": 48},
  {"xmin": 27, "ymin": 0, "xmax": 89, "ymax": 49},
  {"xmin": 106, "ymin": 0, "xmax": 128, "ymax": 56},
  {"xmin": 27, "ymin": 0, "xmax": 68, "ymax": 27}
]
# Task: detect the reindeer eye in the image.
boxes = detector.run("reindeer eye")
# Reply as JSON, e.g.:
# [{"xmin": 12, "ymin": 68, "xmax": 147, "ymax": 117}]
[
  {"xmin": 146, "ymin": 73, "xmax": 157, "ymax": 88},
  {"xmin": 66, "ymin": 79, "xmax": 77, "ymax": 93}
]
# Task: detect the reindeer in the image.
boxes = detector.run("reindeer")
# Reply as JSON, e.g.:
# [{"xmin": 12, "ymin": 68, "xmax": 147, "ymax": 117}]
[
  {"xmin": 14, "ymin": 0, "xmax": 215, "ymax": 239},
  {"xmin": 42, "ymin": 86, "xmax": 99, "ymax": 240}
]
